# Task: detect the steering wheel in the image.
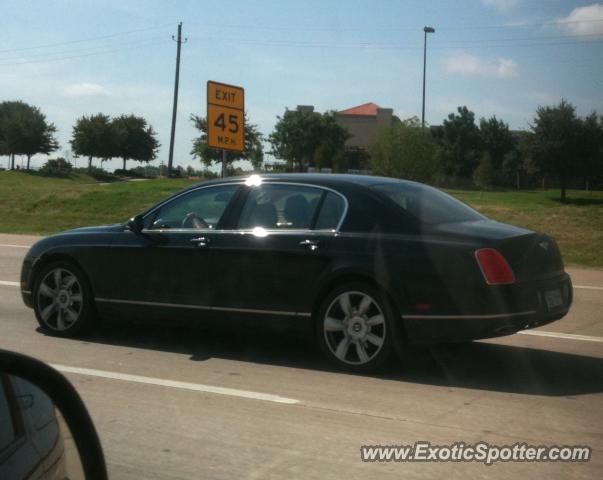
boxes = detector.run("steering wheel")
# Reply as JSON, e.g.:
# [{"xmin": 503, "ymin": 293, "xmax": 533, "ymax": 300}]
[{"xmin": 181, "ymin": 212, "xmax": 210, "ymax": 229}]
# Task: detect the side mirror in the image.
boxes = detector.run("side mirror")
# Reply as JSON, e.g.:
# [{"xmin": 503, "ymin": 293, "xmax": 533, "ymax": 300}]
[
  {"xmin": 127, "ymin": 214, "xmax": 144, "ymax": 234},
  {"xmin": 0, "ymin": 350, "xmax": 107, "ymax": 480}
]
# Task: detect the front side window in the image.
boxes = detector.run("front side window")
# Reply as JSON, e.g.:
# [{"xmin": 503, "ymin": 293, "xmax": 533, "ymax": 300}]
[
  {"xmin": 147, "ymin": 185, "xmax": 238, "ymax": 230},
  {"xmin": 238, "ymin": 184, "xmax": 323, "ymax": 230}
]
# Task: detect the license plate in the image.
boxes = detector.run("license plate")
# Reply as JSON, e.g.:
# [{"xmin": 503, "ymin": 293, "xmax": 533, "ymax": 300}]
[{"xmin": 544, "ymin": 289, "xmax": 563, "ymax": 310}]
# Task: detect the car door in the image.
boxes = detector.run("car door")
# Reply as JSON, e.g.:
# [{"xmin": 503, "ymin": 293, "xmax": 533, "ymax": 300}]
[
  {"xmin": 100, "ymin": 183, "xmax": 241, "ymax": 313},
  {"xmin": 210, "ymin": 182, "xmax": 347, "ymax": 316}
]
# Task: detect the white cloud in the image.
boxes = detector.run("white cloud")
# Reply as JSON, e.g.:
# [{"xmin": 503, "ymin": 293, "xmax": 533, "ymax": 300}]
[
  {"xmin": 62, "ymin": 82, "xmax": 110, "ymax": 97},
  {"xmin": 443, "ymin": 51, "xmax": 519, "ymax": 79},
  {"xmin": 480, "ymin": 0, "xmax": 519, "ymax": 13},
  {"xmin": 557, "ymin": 3, "xmax": 603, "ymax": 36}
]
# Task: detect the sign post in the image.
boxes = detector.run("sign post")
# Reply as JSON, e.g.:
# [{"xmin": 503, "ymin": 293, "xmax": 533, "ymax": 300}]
[{"xmin": 207, "ymin": 81, "xmax": 245, "ymax": 177}]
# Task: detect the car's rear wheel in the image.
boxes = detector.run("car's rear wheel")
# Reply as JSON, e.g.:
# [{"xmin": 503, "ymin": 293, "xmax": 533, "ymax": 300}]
[
  {"xmin": 33, "ymin": 261, "xmax": 95, "ymax": 337},
  {"xmin": 316, "ymin": 282, "xmax": 395, "ymax": 372}
]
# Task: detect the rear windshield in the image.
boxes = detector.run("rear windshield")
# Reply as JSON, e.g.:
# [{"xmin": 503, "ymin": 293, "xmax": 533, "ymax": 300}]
[{"xmin": 370, "ymin": 183, "xmax": 486, "ymax": 225}]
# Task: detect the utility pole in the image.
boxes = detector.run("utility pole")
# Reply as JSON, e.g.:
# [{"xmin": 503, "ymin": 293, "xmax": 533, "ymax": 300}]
[
  {"xmin": 167, "ymin": 22, "xmax": 185, "ymax": 177},
  {"xmin": 421, "ymin": 26, "xmax": 435, "ymax": 128}
]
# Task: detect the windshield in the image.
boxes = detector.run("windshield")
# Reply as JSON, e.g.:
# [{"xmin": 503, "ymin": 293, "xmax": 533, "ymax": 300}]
[{"xmin": 371, "ymin": 182, "xmax": 486, "ymax": 225}]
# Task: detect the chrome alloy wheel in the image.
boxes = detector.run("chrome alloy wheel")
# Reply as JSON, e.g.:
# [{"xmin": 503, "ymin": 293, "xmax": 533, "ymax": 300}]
[
  {"xmin": 36, "ymin": 268, "xmax": 83, "ymax": 331},
  {"xmin": 323, "ymin": 291, "xmax": 386, "ymax": 365}
]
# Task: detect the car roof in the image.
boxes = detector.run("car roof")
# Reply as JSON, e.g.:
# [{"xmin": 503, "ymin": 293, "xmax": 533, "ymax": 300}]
[{"xmin": 190, "ymin": 173, "xmax": 418, "ymax": 190}]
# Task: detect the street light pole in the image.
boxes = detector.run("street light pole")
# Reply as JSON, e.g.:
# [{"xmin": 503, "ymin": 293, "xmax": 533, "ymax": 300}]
[{"xmin": 421, "ymin": 26, "xmax": 435, "ymax": 128}]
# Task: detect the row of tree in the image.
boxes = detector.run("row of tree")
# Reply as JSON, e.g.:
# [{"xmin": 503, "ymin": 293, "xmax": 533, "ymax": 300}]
[
  {"xmin": 3, "ymin": 99, "xmax": 601, "ymax": 202},
  {"xmin": 370, "ymin": 101, "xmax": 603, "ymax": 201},
  {"xmin": 232, "ymin": 100, "xmax": 601, "ymax": 201},
  {"xmin": 0, "ymin": 101, "xmax": 160, "ymax": 172},
  {"xmin": 71, "ymin": 113, "xmax": 159, "ymax": 171},
  {"xmin": 0, "ymin": 101, "xmax": 58, "ymax": 170}
]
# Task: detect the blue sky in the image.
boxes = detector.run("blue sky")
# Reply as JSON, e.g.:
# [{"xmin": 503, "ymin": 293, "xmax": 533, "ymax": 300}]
[{"xmin": 1, "ymin": 0, "xmax": 602, "ymax": 170}]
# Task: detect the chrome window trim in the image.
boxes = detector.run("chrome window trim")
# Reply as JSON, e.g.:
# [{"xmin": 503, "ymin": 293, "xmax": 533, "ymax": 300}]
[
  {"xmin": 141, "ymin": 182, "xmax": 244, "ymax": 227},
  {"xmin": 94, "ymin": 297, "xmax": 311, "ymax": 317},
  {"xmin": 403, "ymin": 310, "xmax": 536, "ymax": 320},
  {"xmin": 141, "ymin": 179, "xmax": 349, "ymax": 233},
  {"xmin": 140, "ymin": 228, "xmax": 337, "ymax": 236},
  {"xmin": 238, "ymin": 181, "xmax": 348, "ymax": 232}
]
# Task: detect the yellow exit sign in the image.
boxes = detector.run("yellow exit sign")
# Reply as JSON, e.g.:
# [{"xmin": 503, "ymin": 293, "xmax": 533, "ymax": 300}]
[{"xmin": 207, "ymin": 81, "xmax": 245, "ymax": 152}]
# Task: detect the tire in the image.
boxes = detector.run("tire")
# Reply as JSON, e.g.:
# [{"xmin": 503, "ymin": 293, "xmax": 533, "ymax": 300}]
[
  {"xmin": 315, "ymin": 282, "xmax": 397, "ymax": 373},
  {"xmin": 33, "ymin": 261, "xmax": 96, "ymax": 337}
]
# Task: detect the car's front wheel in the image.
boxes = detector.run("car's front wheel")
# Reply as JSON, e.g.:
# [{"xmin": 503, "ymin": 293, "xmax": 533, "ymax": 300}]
[
  {"xmin": 33, "ymin": 261, "xmax": 95, "ymax": 337},
  {"xmin": 316, "ymin": 282, "xmax": 396, "ymax": 372}
]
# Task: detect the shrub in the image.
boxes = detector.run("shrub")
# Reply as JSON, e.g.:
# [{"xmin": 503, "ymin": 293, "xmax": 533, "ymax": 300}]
[{"xmin": 39, "ymin": 158, "xmax": 72, "ymax": 177}]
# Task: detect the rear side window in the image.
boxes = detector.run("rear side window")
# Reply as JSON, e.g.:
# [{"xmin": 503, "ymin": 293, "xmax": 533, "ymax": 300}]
[
  {"xmin": 371, "ymin": 183, "xmax": 485, "ymax": 225},
  {"xmin": 238, "ymin": 184, "xmax": 322, "ymax": 230},
  {"xmin": 315, "ymin": 192, "xmax": 346, "ymax": 231}
]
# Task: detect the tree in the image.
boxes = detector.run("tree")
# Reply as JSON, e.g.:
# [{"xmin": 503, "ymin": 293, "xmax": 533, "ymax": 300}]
[
  {"xmin": 576, "ymin": 112, "xmax": 603, "ymax": 191},
  {"xmin": 112, "ymin": 114, "xmax": 160, "ymax": 171},
  {"xmin": 190, "ymin": 112, "xmax": 264, "ymax": 171},
  {"xmin": 529, "ymin": 100, "xmax": 581, "ymax": 202},
  {"xmin": 473, "ymin": 152, "xmax": 496, "ymax": 193},
  {"xmin": 269, "ymin": 109, "xmax": 349, "ymax": 172},
  {"xmin": 434, "ymin": 106, "xmax": 482, "ymax": 178},
  {"xmin": 71, "ymin": 114, "xmax": 118, "ymax": 171},
  {"xmin": 369, "ymin": 116, "xmax": 437, "ymax": 181},
  {"xmin": 39, "ymin": 157, "xmax": 72, "ymax": 176},
  {"xmin": 0, "ymin": 101, "xmax": 59, "ymax": 170},
  {"xmin": 479, "ymin": 116, "xmax": 515, "ymax": 173}
]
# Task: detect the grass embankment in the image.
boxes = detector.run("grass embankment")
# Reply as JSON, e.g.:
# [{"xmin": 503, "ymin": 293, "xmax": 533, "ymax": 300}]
[
  {"xmin": 0, "ymin": 171, "xmax": 195, "ymax": 234},
  {"xmin": 0, "ymin": 171, "xmax": 601, "ymax": 268}
]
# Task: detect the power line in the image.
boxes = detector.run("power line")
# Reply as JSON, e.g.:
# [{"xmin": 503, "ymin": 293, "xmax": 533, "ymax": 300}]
[
  {"xmin": 185, "ymin": 17, "xmax": 603, "ymax": 32},
  {"xmin": 0, "ymin": 35, "xmax": 167, "ymax": 62},
  {"xmin": 431, "ymin": 32, "xmax": 603, "ymax": 45},
  {"xmin": 185, "ymin": 35, "xmax": 603, "ymax": 51},
  {"xmin": 0, "ymin": 24, "xmax": 172, "ymax": 54},
  {"xmin": 0, "ymin": 39, "xmax": 167, "ymax": 68},
  {"xmin": 437, "ymin": 17, "xmax": 603, "ymax": 30}
]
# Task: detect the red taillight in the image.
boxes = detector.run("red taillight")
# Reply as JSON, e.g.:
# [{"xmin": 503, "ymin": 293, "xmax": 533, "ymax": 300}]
[{"xmin": 475, "ymin": 248, "xmax": 516, "ymax": 285}]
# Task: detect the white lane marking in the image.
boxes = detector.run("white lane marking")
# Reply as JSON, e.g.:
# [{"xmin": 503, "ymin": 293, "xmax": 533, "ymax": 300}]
[
  {"xmin": 0, "ymin": 244, "xmax": 30, "ymax": 249},
  {"xmin": 574, "ymin": 285, "xmax": 603, "ymax": 291},
  {"xmin": 50, "ymin": 364, "xmax": 300, "ymax": 405},
  {"xmin": 518, "ymin": 330, "xmax": 603, "ymax": 343},
  {"xmin": 0, "ymin": 281, "xmax": 20, "ymax": 287}
]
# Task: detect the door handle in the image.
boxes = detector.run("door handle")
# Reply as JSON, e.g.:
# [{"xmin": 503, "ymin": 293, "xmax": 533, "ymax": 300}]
[
  {"xmin": 299, "ymin": 239, "xmax": 319, "ymax": 251},
  {"xmin": 190, "ymin": 237, "xmax": 210, "ymax": 247}
]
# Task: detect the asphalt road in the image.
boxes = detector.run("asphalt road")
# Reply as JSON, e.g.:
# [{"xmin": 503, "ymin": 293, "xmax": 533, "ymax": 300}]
[{"xmin": 0, "ymin": 234, "xmax": 602, "ymax": 479}]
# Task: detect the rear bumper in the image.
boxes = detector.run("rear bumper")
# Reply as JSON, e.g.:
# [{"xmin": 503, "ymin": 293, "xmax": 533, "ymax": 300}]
[{"xmin": 403, "ymin": 273, "xmax": 572, "ymax": 344}]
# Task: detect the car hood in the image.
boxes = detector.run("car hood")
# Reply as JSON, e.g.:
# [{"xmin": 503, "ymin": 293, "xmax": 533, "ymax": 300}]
[{"xmin": 63, "ymin": 224, "xmax": 126, "ymax": 234}]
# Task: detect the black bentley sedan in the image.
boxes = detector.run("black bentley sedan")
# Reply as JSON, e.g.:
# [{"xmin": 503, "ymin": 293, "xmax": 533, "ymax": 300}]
[{"xmin": 20, "ymin": 174, "xmax": 572, "ymax": 371}]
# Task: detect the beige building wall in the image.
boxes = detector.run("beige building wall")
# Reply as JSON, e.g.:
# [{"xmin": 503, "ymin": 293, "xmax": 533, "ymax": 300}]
[
  {"xmin": 335, "ymin": 108, "xmax": 393, "ymax": 148},
  {"xmin": 295, "ymin": 104, "xmax": 394, "ymax": 149}
]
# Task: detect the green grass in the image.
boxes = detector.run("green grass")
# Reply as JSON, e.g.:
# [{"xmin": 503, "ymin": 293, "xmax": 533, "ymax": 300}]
[
  {"xmin": 1, "ymin": 171, "xmax": 601, "ymax": 268},
  {"xmin": 0, "ymin": 171, "xmax": 195, "ymax": 234}
]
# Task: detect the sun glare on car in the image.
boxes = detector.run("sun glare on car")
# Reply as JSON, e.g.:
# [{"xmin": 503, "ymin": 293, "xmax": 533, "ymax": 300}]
[{"xmin": 245, "ymin": 175, "xmax": 263, "ymax": 187}]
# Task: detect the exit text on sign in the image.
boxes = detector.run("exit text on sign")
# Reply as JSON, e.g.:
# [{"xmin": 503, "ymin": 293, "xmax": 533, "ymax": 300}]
[{"xmin": 207, "ymin": 81, "xmax": 244, "ymax": 110}]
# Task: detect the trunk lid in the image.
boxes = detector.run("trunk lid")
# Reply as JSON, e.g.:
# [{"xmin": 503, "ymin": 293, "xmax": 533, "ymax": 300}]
[{"xmin": 431, "ymin": 220, "xmax": 564, "ymax": 282}]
